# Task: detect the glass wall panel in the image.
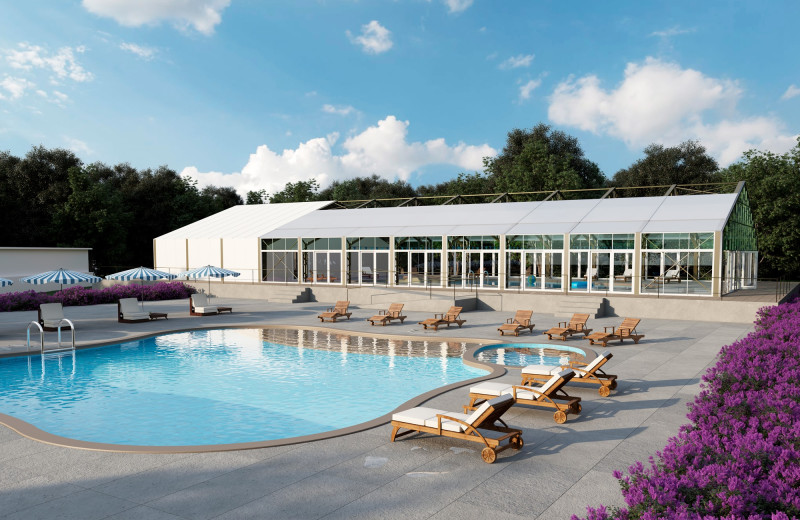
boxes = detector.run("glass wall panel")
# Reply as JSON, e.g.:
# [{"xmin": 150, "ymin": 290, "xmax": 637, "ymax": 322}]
[
  {"xmin": 569, "ymin": 252, "xmax": 589, "ymax": 291},
  {"xmin": 507, "ymin": 252, "xmax": 522, "ymax": 288},
  {"xmin": 347, "ymin": 251, "xmax": 359, "ymax": 284},
  {"xmin": 504, "ymin": 234, "xmax": 564, "ymax": 291},
  {"xmin": 545, "ymin": 252, "xmax": 563, "ymax": 289},
  {"xmin": 395, "ymin": 253, "xmax": 409, "ymax": 285}
]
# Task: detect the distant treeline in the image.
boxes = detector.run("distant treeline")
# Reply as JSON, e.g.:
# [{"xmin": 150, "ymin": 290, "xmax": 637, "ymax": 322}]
[{"xmin": 2, "ymin": 123, "xmax": 798, "ymax": 277}]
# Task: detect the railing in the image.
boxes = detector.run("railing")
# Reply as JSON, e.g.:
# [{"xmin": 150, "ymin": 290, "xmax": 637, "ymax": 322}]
[{"xmin": 27, "ymin": 319, "xmax": 75, "ymax": 354}]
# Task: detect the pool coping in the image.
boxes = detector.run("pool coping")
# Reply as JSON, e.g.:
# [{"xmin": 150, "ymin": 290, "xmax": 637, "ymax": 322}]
[{"xmin": 0, "ymin": 324, "xmax": 510, "ymax": 454}]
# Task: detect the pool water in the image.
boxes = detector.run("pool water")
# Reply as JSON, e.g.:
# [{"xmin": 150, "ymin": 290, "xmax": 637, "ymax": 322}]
[
  {"xmin": 0, "ymin": 329, "xmax": 486, "ymax": 446},
  {"xmin": 474, "ymin": 344, "xmax": 586, "ymax": 367}
]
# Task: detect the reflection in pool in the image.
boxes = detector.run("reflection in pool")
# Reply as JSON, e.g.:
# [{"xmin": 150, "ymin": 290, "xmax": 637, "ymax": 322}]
[
  {"xmin": 0, "ymin": 328, "xmax": 486, "ymax": 446},
  {"xmin": 474, "ymin": 343, "xmax": 587, "ymax": 367}
]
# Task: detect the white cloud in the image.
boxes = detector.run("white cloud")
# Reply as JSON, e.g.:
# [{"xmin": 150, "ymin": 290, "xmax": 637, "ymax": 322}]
[
  {"xmin": 781, "ymin": 84, "xmax": 800, "ymax": 101},
  {"xmin": 120, "ymin": 42, "xmax": 157, "ymax": 60},
  {"xmin": 322, "ymin": 104, "xmax": 356, "ymax": 116},
  {"xmin": 0, "ymin": 76, "xmax": 35, "ymax": 99},
  {"xmin": 444, "ymin": 0, "xmax": 473, "ymax": 13},
  {"xmin": 347, "ymin": 20, "xmax": 393, "ymax": 55},
  {"xmin": 650, "ymin": 26, "xmax": 695, "ymax": 38},
  {"xmin": 499, "ymin": 54, "xmax": 534, "ymax": 70},
  {"xmin": 548, "ymin": 57, "xmax": 797, "ymax": 166},
  {"xmin": 64, "ymin": 136, "xmax": 93, "ymax": 156},
  {"xmin": 82, "ymin": 0, "xmax": 230, "ymax": 35},
  {"xmin": 6, "ymin": 43, "xmax": 93, "ymax": 83},
  {"xmin": 181, "ymin": 115, "xmax": 496, "ymax": 196},
  {"xmin": 518, "ymin": 79, "xmax": 541, "ymax": 101}
]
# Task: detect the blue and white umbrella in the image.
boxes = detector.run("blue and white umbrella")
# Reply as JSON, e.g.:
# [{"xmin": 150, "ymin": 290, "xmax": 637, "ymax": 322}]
[
  {"xmin": 106, "ymin": 267, "xmax": 178, "ymax": 308},
  {"xmin": 176, "ymin": 265, "xmax": 240, "ymax": 298},
  {"xmin": 0, "ymin": 277, "xmax": 12, "ymax": 287},
  {"xmin": 21, "ymin": 268, "xmax": 102, "ymax": 285}
]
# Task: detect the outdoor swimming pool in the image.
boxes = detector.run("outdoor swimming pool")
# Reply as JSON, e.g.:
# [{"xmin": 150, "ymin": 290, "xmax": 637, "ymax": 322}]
[
  {"xmin": 0, "ymin": 328, "xmax": 487, "ymax": 447},
  {"xmin": 474, "ymin": 343, "xmax": 587, "ymax": 367}
]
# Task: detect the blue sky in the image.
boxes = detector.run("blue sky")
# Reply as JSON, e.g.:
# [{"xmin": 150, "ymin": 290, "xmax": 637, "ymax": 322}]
[{"xmin": 1, "ymin": 1, "xmax": 798, "ymax": 196}]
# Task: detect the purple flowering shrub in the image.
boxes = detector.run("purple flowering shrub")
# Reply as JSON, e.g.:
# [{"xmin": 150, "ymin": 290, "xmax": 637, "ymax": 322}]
[
  {"xmin": 0, "ymin": 282, "xmax": 196, "ymax": 312},
  {"xmin": 575, "ymin": 299, "xmax": 800, "ymax": 520}
]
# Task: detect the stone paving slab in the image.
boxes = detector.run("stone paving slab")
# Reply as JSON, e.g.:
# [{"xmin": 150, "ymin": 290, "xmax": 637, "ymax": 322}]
[{"xmin": 0, "ymin": 298, "xmax": 756, "ymax": 519}]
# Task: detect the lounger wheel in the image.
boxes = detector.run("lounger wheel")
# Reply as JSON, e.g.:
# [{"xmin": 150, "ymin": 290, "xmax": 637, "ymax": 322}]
[
  {"xmin": 598, "ymin": 386, "xmax": 611, "ymax": 397},
  {"xmin": 610, "ymin": 380, "xmax": 618, "ymax": 390},
  {"xmin": 481, "ymin": 447, "xmax": 497, "ymax": 464},
  {"xmin": 553, "ymin": 411, "xmax": 568, "ymax": 424},
  {"xmin": 510, "ymin": 436, "xmax": 524, "ymax": 450},
  {"xmin": 572, "ymin": 403, "xmax": 582, "ymax": 413}
]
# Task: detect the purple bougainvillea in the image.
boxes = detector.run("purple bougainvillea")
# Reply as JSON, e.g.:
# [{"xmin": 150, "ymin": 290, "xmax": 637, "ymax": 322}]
[
  {"xmin": 0, "ymin": 282, "xmax": 196, "ymax": 312},
  {"xmin": 574, "ymin": 299, "xmax": 800, "ymax": 520}
]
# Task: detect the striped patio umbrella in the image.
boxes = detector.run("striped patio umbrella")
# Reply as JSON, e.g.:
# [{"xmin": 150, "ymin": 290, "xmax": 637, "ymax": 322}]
[
  {"xmin": 0, "ymin": 277, "xmax": 12, "ymax": 287},
  {"xmin": 105, "ymin": 267, "xmax": 178, "ymax": 308},
  {"xmin": 21, "ymin": 268, "xmax": 102, "ymax": 301},
  {"xmin": 176, "ymin": 265, "xmax": 240, "ymax": 299}
]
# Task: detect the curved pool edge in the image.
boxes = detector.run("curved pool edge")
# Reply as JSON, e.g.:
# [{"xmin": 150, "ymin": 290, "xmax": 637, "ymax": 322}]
[
  {"xmin": 468, "ymin": 342, "xmax": 599, "ymax": 369},
  {"xmin": 0, "ymin": 325, "xmax": 507, "ymax": 453}
]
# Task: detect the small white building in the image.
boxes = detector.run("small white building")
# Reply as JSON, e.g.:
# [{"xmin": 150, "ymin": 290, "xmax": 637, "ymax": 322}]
[{"xmin": 0, "ymin": 247, "xmax": 92, "ymax": 294}]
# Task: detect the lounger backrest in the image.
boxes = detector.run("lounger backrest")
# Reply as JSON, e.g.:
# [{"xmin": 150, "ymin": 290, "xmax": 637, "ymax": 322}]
[
  {"xmin": 335, "ymin": 301, "xmax": 350, "ymax": 312},
  {"xmin": 619, "ymin": 318, "xmax": 640, "ymax": 334},
  {"xmin": 119, "ymin": 298, "xmax": 140, "ymax": 313},
  {"xmin": 584, "ymin": 351, "xmax": 612, "ymax": 374},
  {"xmin": 192, "ymin": 293, "xmax": 208, "ymax": 307},
  {"xmin": 40, "ymin": 303, "xmax": 64, "ymax": 320},
  {"xmin": 622, "ymin": 267, "xmax": 632, "ymax": 276},
  {"xmin": 469, "ymin": 394, "xmax": 514, "ymax": 427},
  {"xmin": 514, "ymin": 310, "xmax": 533, "ymax": 324},
  {"xmin": 445, "ymin": 306, "xmax": 462, "ymax": 320},
  {"xmin": 537, "ymin": 369, "xmax": 574, "ymax": 396},
  {"xmin": 569, "ymin": 313, "xmax": 590, "ymax": 327},
  {"xmin": 388, "ymin": 303, "xmax": 404, "ymax": 316},
  {"xmin": 664, "ymin": 267, "xmax": 680, "ymax": 277}
]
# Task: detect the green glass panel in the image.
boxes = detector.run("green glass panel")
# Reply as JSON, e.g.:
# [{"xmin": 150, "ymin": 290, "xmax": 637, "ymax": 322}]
[
  {"xmin": 612, "ymin": 234, "xmax": 634, "ymax": 250},
  {"xmin": 286, "ymin": 238, "xmax": 298, "ymax": 250},
  {"xmin": 722, "ymin": 187, "xmax": 757, "ymax": 251},
  {"xmin": 328, "ymin": 237, "xmax": 342, "ymax": 250},
  {"xmin": 595, "ymin": 234, "xmax": 613, "ymax": 250},
  {"xmin": 468, "ymin": 236, "xmax": 483, "ymax": 249},
  {"xmin": 549, "ymin": 235, "xmax": 564, "ymax": 249},
  {"xmin": 570, "ymin": 234, "xmax": 590, "ymax": 250},
  {"xmin": 506, "ymin": 235, "xmax": 523, "ymax": 249},
  {"xmin": 346, "ymin": 237, "xmax": 359, "ymax": 250},
  {"xmin": 642, "ymin": 233, "xmax": 663, "ymax": 249},
  {"xmin": 360, "ymin": 237, "xmax": 375, "ymax": 250},
  {"xmin": 302, "ymin": 238, "xmax": 315, "ymax": 250},
  {"xmin": 525, "ymin": 235, "xmax": 543, "ymax": 249},
  {"xmin": 429, "ymin": 236, "xmax": 443, "ymax": 250},
  {"xmin": 484, "ymin": 236, "xmax": 500, "ymax": 250},
  {"xmin": 376, "ymin": 237, "xmax": 390, "ymax": 250},
  {"xmin": 447, "ymin": 236, "xmax": 465, "ymax": 249}
]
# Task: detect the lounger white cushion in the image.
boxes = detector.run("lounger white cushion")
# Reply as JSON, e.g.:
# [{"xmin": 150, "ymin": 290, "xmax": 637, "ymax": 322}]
[
  {"xmin": 119, "ymin": 298, "xmax": 150, "ymax": 320},
  {"xmin": 392, "ymin": 407, "xmax": 448, "ymax": 426},
  {"xmin": 521, "ymin": 364, "xmax": 561, "ymax": 376},
  {"xmin": 194, "ymin": 306, "xmax": 218, "ymax": 314},
  {"xmin": 191, "ymin": 294, "xmax": 218, "ymax": 314},
  {"xmin": 469, "ymin": 382, "xmax": 513, "ymax": 396},
  {"xmin": 424, "ymin": 412, "xmax": 471, "ymax": 432},
  {"xmin": 575, "ymin": 351, "xmax": 611, "ymax": 376}
]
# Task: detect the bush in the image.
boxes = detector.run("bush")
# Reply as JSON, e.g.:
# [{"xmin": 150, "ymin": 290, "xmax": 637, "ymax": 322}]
[
  {"xmin": 0, "ymin": 282, "xmax": 197, "ymax": 312},
  {"xmin": 575, "ymin": 300, "xmax": 800, "ymax": 520}
]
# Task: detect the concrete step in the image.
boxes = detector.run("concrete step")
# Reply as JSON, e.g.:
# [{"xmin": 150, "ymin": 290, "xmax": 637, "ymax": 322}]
[
  {"xmin": 552, "ymin": 297, "xmax": 605, "ymax": 318},
  {"xmin": 266, "ymin": 287, "xmax": 310, "ymax": 303}
]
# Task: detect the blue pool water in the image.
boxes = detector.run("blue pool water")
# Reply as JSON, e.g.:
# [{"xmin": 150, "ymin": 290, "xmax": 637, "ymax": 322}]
[
  {"xmin": 475, "ymin": 344, "xmax": 586, "ymax": 367},
  {"xmin": 0, "ymin": 329, "xmax": 486, "ymax": 446}
]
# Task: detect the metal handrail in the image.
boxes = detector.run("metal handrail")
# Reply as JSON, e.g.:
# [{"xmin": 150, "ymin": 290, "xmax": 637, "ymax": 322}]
[
  {"xmin": 56, "ymin": 319, "xmax": 76, "ymax": 352},
  {"xmin": 26, "ymin": 321, "xmax": 44, "ymax": 352}
]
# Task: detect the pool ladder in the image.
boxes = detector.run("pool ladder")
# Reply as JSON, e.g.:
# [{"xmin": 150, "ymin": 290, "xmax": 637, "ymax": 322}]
[{"xmin": 27, "ymin": 319, "xmax": 76, "ymax": 354}]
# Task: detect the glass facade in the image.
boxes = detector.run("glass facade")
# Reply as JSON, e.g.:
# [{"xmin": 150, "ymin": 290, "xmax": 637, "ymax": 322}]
[
  {"xmin": 301, "ymin": 237, "xmax": 342, "ymax": 284},
  {"xmin": 640, "ymin": 233, "xmax": 714, "ymax": 295},
  {"xmin": 395, "ymin": 236, "xmax": 443, "ymax": 287},
  {"xmin": 447, "ymin": 236, "xmax": 500, "ymax": 288},
  {"xmin": 346, "ymin": 237, "xmax": 390, "ymax": 285},
  {"xmin": 261, "ymin": 238, "xmax": 299, "ymax": 282},
  {"xmin": 505, "ymin": 235, "xmax": 564, "ymax": 290},
  {"xmin": 566, "ymin": 234, "xmax": 635, "ymax": 293}
]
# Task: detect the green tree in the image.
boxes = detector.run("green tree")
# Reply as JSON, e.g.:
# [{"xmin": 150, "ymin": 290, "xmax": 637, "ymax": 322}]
[
  {"xmin": 246, "ymin": 189, "xmax": 267, "ymax": 204},
  {"xmin": 611, "ymin": 140, "xmax": 720, "ymax": 195},
  {"xmin": 721, "ymin": 138, "xmax": 800, "ymax": 278},
  {"xmin": 316, "ymin": 174, "xmax": 417, "ymax": 201},
  {"xmin": 417, "ymin": 171, "xmax": 493, "ymax": 197},
  {"xmin": 269, "ymin": 179, "xmax": 320, "ymax": 203},
  {"xmin": 486, "ymin": 124, "xmax": 606, "ymax": 194},
  {"xmin": 199, "ymin": 186, "xmax": 243, "ymax": 214}
]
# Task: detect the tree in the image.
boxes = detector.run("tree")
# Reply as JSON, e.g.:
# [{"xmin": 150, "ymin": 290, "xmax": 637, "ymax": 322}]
[
  {"xmin": 720, "ymin": 138, "xmax": 800, "ymax": 278},
  {"xmin": 417, "ymin": 171, "xmax": 494, "ymax": 197},
  {"xmin": 485, "ymin": 124, "xmax": 606, "ymax": 194},
  {"xmin": 316, "ymin": 174, "xmax": 417, "ymax": 201},
  {"xmin": 612, "ymin": 140, "xmax": 720, "ymax": 195},
  {"xmin": 246, "ymin": 189, "xmax": 267, "ymax": 204},
  {"xmin": 269, "ymin": 179, "xmax": 320, "ymax": 203},
  {"xmin": 199, "ymin": 186, "xmax": 243, "ymax": 214}
]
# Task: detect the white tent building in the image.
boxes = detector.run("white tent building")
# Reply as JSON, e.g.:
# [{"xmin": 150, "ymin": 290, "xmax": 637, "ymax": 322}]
[{"xmin": 154, "ymin": 183, "xmax": 758, "ymax": 298}]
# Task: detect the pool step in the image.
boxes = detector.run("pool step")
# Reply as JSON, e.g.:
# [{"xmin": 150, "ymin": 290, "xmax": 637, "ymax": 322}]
[{"xmin": 552, "ymin": 297, "xmax": 606, "ymax": 319}]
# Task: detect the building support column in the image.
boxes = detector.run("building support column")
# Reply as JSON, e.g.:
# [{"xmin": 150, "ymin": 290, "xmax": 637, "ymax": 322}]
[
  {"xmin": 633, "ymin": 232, "xmax": 641, "ymax": 296},
  {"xmin": 712, "ymin": 230, "xmax": 723, "ymax": 297}
]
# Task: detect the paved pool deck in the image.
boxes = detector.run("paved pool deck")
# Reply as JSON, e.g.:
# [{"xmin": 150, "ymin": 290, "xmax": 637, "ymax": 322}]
[{"xmin": 0, "ymin": 298, "xmax": 758, "ymax": 519}]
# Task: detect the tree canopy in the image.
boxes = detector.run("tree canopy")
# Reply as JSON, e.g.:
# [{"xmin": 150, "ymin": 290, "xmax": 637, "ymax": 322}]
[
  {"xmin": 611, "ymin": 140, "xmax": 720, "ymax": 195},
  {"xmin": 720, "ymin": 138, "xmax": 800, "ymax": 278}
]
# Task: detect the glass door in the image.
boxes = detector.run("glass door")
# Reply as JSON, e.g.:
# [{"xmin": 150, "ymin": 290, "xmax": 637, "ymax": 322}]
[
  {"xmin": 591, "ymin": 252, "xmax": 611, "ymax": 291},
  {"xmin": 524, "ymin": 252, "xmax": 541, "ymax": 289},
  {"xmin": 447, "ymin": 251, "xmax": 463, "ymax": 287}
]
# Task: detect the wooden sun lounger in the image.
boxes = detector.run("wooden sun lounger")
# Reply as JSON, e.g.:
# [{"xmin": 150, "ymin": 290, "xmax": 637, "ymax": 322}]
[
  {"xmin": 318, "ymin": 300, "xmax": 352, "ymax": 322},
  {"xmin": 544, "ymin": 313, "xmax": 592, "ymax": 340},
  {"xmin": 614, "ymin": 267, "xmax": 633, "ymax": 282},
  {"xmin": 654, "ymin": 267, "xmax": 680, "ymax": 283},
  {"xmin": 366, "ymin": 303, "xmax": 406, "ymax": 326},
  {"xmin": 497, "ymin": 310, "xmax": 535, "ymax": 336},
  {"xmin": 418, "ymin": 306, "xmax": 466, "ymax": 331},
  {"xmin": 390, "ymin": 394, "xmax": 523, "ymax": 463},
  {"xmin": 585, "ymin": 318, "xmax": 645, "ymax": 347},
  {"xmin": 521, "ymin": 350, "xmax": 617, "ymax": 396},
  {"xmin": 467, "ymin": 369, "xmax": 581, "ymax": 424}
]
